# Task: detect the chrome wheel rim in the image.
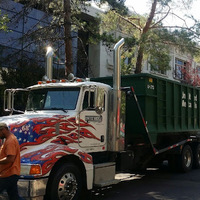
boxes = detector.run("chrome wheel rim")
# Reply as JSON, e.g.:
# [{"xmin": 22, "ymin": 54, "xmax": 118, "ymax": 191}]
[
  {"xmin": 184, "ymin": 149, "xmax": 192, "ymax": 168},
  {"xmin": 58, "ymin": 172, "xmax": 78, "ymax": 200},
  {"xmin": 197, "ymin": 148, "xmax": 200, "ymax": 165}
]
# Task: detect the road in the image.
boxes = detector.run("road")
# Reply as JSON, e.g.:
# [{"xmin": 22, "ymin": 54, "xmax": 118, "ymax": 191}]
[
  {"xmin": 89, "ymin": 165, "xmax": 200, "ymax": 200},
  {"xmin": 1, "ymin": 165, "xmax": 200, "ymax": 200}
]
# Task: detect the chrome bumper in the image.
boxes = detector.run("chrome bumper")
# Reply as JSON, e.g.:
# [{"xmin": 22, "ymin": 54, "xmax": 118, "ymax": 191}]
[{"xmin": 18, "ymin": 177, "xmax": 48, "ymax": 200}]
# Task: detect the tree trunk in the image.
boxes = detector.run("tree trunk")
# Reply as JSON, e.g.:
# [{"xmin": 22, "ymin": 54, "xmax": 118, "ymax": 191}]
[
  {"xmin": 135, "ymin": 0, "xmax": 157, "ymax": 74},
  {"xmin": 64, "ymin": 0, "xmax": 73, "ymax": 76},
  {"xmin": 135, "ymin": 45, "xmax": 144, "ymax": 74}
]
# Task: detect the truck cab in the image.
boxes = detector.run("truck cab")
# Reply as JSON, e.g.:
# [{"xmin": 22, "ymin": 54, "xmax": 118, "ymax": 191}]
[{"xmin": 1, "ymin": 79, "xmax": 113, "ymax": 199}]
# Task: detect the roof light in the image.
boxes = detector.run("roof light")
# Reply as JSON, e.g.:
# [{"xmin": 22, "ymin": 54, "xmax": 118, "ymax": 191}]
[{"xmin": 76, "ymin": 78, "xmax": 83, "ymax": 82}]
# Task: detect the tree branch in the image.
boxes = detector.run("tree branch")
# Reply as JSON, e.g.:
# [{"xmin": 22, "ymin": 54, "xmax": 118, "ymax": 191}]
[
  {"xmin": 112, "ymin": 10, "xmax": 142, "ymax": 32},
  {"xmin": 150, "ymin": 5, "xmax": 171, "ymax": 29}
]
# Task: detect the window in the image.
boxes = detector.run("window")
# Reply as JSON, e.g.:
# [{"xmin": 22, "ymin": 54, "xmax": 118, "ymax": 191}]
[
  {"xmin": 174, "ymin": 58, "xmax": 187, "ymax": 80},
  {"xmin": 83, "ymin": 91, "xmax": 95, "ymax": 110},
  {"xmin": 26, "ymin": 87, "xmax": 80, "ymax": 111},
  {"xmin": 197, "ymin": 66, "xmax": 200, "ymax": 76}
]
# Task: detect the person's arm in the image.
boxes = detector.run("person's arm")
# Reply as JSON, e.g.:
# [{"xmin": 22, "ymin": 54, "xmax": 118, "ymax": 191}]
[{"xmin": 0, "ymin": 155, "xmax": 15, "ymax": 164}]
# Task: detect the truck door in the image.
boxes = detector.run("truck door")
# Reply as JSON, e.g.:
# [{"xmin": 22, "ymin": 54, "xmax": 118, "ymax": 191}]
[{"xmin": 78, "ymin": 88, "xmax": 107, "ymax": 148}]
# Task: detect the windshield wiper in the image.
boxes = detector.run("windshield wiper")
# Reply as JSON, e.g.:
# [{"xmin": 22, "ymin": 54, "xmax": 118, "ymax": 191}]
[
  {"xmin": 26, "ymin": 108, "xmax": 38, "ymax": 112},
  {"xmin": 50, "ymin": 108, "xmax": 68, "ymax": 113}
]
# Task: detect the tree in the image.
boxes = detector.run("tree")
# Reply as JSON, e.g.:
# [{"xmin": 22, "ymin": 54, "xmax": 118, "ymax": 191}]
[
  {"xmin": 0, "ymin": 10, "xmax": 9, "ymax": 116},
  {"xmin": 12, "ymin": 0, "xmax": 130, "ymax": 77},
  {"xmin": 63, "ymin": 0, "xmax": 72, "ymax": 76},
  {"xmin": 100, "ymin": 0, "xmax": 200, "ymax": 74},
  {"xmin": 0, "ymin": 59, "xmax": 45, "ymax": 115},
  {"xmin": 1, "ymin": 0, "xmax": 129, "ymax": 78},
  {"xmin": 0, "ymin": 60, "xmax": 44, "ymax": 88},
  {"xmin": 0, "ymin": 10, "xmax": 9, "ymax": 31},
  {"xmin": 11, "ymin": 0, "xmax": 85, "ymax": 75},
  {"xmin": 12, "ymin": 0, "xmax": 100, "ymax": 77}
]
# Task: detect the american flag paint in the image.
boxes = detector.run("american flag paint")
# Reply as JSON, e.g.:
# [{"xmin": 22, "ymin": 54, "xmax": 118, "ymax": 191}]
[{"xmin": 0, "ymin": 114, "xmax": 96, "ymax": 177}]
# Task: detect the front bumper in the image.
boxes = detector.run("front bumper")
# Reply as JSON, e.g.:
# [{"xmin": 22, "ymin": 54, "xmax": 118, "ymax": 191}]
[{"xmin": 18, "ymin": 177, "xmax": 48, "ymax": 199}]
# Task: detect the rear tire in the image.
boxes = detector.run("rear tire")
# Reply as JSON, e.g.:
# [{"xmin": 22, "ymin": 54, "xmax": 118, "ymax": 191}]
[
  {"xmin": 179, "ymin": 145, "xmax": 193, "ymax": 172},
  {"xmin": 169, "ymin": 145, "xmax": 193, "ymax": 172},
  {"xmin": 193, "ymin": 144, "xmax": 200, "ymax": 169},
  {"xmin": 46, "ymin": 163, "xmax": 82, "ymax": 200}
]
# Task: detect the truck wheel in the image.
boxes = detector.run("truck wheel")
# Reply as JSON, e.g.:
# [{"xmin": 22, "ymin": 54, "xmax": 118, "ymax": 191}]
[
  {"xmin": 46, "ymin": 163, "xmax": 82, "ymax": 200},
  {"xmin": 193, "ymin": 144, "xmax": 200, "ymax": 169},
  {"xmin": 179, "ymin": 145, "xmax": 193, "ymax": 172}
]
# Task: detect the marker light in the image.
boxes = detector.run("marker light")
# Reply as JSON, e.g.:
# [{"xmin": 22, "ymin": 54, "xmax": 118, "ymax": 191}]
[{"xmin": 30, "ymin": 165, "xmax": 42, "ymax": 175}]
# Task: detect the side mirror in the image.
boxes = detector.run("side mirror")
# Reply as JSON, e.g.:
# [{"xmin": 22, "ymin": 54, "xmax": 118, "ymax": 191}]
[
  {"xmin": 95, "ymin": 87, "xmax": 105, "ymax": 115},
  {"xmin": 4, "ymin": 88, "xmax": 28, "ymax": 114},
  {"xmin": 4, "ymin": 89, "xmax": 13, "ymax": 112},
  {"xmin": 95, "ymin": 106, "xmax": 104, "ymax": 115}
]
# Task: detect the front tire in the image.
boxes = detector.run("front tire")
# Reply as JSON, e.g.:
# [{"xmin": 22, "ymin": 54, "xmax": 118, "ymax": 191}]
[{"xmin": 46, "ymin": 163, "xmax": 82, "ymax": 200}]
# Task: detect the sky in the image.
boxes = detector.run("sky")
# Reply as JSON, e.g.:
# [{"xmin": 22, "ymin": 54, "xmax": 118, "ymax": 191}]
[{"xmin": 124, "ymin": 0, "xmax": 200, "ymax": 27}]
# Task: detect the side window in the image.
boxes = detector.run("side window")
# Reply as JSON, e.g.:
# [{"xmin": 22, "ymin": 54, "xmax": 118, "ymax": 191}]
[
  {"xmin": 95, "ymin": 88, "xmax": 105, "ymax": 112},
  {"xmin": 83, "ymin": 91, "xmax": 95, "ymax": 110}
]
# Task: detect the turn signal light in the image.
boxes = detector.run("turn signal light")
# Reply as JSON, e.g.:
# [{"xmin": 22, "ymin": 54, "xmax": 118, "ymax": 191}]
[{"xmin": 30, "ymin": 165, "xmax": 42, "ymax": 175}]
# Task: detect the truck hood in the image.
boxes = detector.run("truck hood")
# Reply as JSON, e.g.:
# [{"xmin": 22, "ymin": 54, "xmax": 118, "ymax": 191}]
[
  {"xmin": 0, "ymin": 112, "xmax": 77, "ymax": 147},
  {"xmin": 0, "ymin": 112, "xmax": 95, "ymax": 178}
]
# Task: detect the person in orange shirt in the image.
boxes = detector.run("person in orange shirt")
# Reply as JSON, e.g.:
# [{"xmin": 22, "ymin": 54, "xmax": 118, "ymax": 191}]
[{"xmin": 0, "ymin": 122, "xmax": 22, "ymax": 200}]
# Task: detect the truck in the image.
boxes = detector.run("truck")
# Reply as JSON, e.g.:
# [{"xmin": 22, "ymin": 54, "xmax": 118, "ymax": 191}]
[{"xmin": 1, "ymin": 38, "xmax": 200, "ymax": 200}]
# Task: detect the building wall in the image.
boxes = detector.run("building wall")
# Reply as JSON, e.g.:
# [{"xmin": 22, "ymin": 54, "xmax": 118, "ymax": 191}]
[{"xmin": 142, "ymin": 46, "xmax": 200, "ymax": 84}]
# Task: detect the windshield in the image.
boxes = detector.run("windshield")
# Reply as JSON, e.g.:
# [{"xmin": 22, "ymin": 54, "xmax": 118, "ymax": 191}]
[{"xmin": 26, "ymin": 87, "xmax": 80, "ymax": 111}]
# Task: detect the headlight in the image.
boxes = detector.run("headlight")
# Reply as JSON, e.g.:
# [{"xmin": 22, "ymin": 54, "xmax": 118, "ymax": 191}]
[{"xmin": 21, "ymin": 164, "xmax": 42, "ymax": 176}]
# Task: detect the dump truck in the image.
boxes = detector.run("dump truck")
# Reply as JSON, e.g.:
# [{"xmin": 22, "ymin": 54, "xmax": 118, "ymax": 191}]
[{"xmin": 1, "ymin": 39, "xmax": 200, "ymax": 200}]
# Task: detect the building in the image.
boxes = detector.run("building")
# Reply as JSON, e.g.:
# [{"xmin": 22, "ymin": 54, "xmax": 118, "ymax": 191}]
[{"xmin": 0, "ymin": 0, "xmax": 199, "ymax": 85}]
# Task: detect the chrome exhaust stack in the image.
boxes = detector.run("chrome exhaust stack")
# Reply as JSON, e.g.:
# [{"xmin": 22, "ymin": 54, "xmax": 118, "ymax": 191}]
[
  {"xmin": 112, "ymin": 38, "xmax": 125, "ymax": 151},
  {"xmin": 44, "ymin": 46, "xmax": 54, "ymax": 80}
]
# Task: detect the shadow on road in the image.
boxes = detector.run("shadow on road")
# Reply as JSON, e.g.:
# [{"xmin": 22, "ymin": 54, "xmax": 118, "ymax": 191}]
[{"xmin": 86, "ymin": 163, "xmax": 200, "ymax": 200}]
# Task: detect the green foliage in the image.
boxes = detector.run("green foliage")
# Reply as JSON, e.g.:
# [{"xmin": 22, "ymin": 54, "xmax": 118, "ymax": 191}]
[
  {"xmin": 148, "ymin": 50, "xmax": 171, "ymax": 72},
  {"xmin": 121, "ymin": 37, "xmax": 137, "ymax": 75},
  {"xmin": 158, "ymin": 0, "xmax": 172, "ymax": 5},
  {"xmin": 170, "ymin": 30, "xmax": 199, "ymax": 55},
  {"xmin": 0, "ymin": 85, "xmax": 6, "ymax": 116},
  {"xmin": 100, "ymin": 0, "xmax": 200, "ymax": 74},
  {"xmin": 13, "ymin": 0, "xmax": 90, "ymax": 43},
  {"xmin": 0, "ymin": 60, "xmax": 45, "ymax": 116},
  {"xmin": 0, "ymin": 10, "xmax": 9, "ymax": 31},
  {"xmin": 101, "ymin": 0, "xmax": 128, "ymax": 15},
  {"xmin": 12, "ymin": 0, "xmax": 200, "ymax": 77},
  {"xmin": 0, "ymin": 60, "xmax": 44, "ymax": 88}
]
